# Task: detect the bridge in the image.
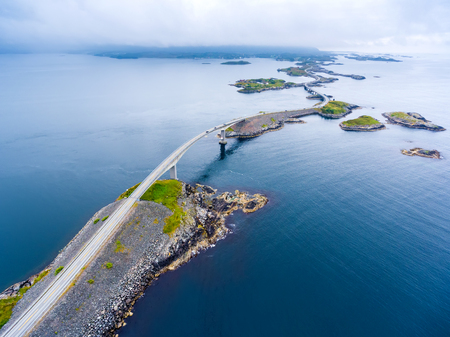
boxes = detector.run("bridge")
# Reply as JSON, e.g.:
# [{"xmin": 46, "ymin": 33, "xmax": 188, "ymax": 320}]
[{"xmin": 1, "ymin": 82, "xmax": 329, "ymax": 337}]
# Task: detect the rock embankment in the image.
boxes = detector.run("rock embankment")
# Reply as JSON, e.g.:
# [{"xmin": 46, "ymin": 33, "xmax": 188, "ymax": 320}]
[
  {"xmin": 401, "ymin": 148, "xmax": 441, "ymax": 159},
  {"xmin": 383, "ymin": 112, "xmax": 445, "ymax": 131},
  {"xmin": 3, "ymin": 182, "xmax": 267, "ymax": 337}
]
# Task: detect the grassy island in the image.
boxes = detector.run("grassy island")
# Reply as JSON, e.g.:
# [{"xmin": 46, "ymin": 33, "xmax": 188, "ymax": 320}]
[
  {"xmin": 232, "ymin": 78, "xmax": 298, "ymax": 93},
  {"xmin": 277, "ymin": 66, "xmax": 308, "ymax": 76},
  {"xmin": 320, "ymin": 101, "xmax": 349, "ymax": 115},
  {"xmin": 221, "ymin": 60, "xmax": 250, "ymax": 65},
  {"xmin": 342, "ymin": 115, "xmax": 381, "ymax": 126}
]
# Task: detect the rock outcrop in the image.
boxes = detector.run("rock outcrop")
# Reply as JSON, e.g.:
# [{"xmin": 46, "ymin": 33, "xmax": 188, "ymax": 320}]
[
  {"xmin": 383, "ymin": 112, "xmax": 445, "ymax": 131},
  {"xmin": 401, "ymin": 148, "xmax": 441, "ymax": 159}
]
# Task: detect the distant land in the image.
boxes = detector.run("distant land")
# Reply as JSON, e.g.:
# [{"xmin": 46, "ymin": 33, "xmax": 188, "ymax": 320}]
[
  {"xmin": 93, "ymin": 46, "xmax": 335, "ymax": 61},
  {"xmin": 221, "ymin": 60, "xmax": 251, "ymax": 65},
  {"xmin": 345, "ymin": 54, "xmax": 401, "ymax": 62}
]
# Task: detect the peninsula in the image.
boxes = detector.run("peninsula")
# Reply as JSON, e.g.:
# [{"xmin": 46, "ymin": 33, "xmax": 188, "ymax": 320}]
[
  {"xmin": 1, "ymin": 180, "xmax": 267, "ymax": 336},
  {"xmin": 382, "ymin": 112, "xmax": 445, "ymax": 131}
]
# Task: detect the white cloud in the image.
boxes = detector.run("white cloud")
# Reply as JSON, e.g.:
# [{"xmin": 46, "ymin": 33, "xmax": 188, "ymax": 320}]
[{"xmin": 0, "ymin": 0, "xmax": 448, "ymax": 52}]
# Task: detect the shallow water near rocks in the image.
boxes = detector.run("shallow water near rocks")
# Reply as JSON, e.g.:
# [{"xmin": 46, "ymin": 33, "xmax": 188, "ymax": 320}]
[{"xmin": 0, "ymin": 54, "xmax": 449, "ymax": 336}]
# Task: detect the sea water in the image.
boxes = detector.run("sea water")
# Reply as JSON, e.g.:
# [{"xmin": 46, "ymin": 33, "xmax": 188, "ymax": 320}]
[{"xmin": 0, "ymin": 53, "xmax": 449, "ymax": 336}]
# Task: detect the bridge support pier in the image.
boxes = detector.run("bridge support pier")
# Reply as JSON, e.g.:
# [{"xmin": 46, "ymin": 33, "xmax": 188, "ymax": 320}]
[
  {"xmin": 170, "ymin": 164, "xmax": 177, "ymax": 180},
  {"xmin": 219, "ymin": 129, "xmax": 227, "ymax": 145}
]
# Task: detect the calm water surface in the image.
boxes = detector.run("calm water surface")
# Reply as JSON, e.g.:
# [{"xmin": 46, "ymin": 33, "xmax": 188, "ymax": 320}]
[{"xmin": 0, "ymin": 54, "xmax": 449, "ymax": 336}]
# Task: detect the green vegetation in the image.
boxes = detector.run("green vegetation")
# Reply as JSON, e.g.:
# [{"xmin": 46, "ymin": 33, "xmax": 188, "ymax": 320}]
[
  {"xmin": 233, "ymin": 78, "xmax": 286, "ymax": 93},
  {"xmin": 93, "ymin": 218, "xmax": 100, "ymax": 224},
  {"xmin": 262, "ymin": 124, "xmax": 268, "ymax": 128},
  {"xmin": 321, "ymin": 101, "xmax": 349, "ymax": 115},
  {"xmin": 0, "ymin": 270, "xmax": 50, "ymax": 329},
  {"xmin": 342, "ymin": 115, "xmax": 381, "ymax": 126},
  {"xmin": 225, "ymin": 127, "xmax": 234, "ymax": 132},
  {"xmin": 1, "ymin": 296, "xmax": 22, "ymax": 329},
  {"xmin": 87, "ymin": 279, "xmax": 94, "ymax": 284},
  {"xmin": 271, "ymin": 118, "xmax": 276, "ymax": 123},
  {"xmin": 278, "ymin": 67, "xmax": 308, "ymax": 76},
  {"xmin": 390, "ymin": 112, "xmax": 418, "ymax": 123},
  {"xmin": 221, "ymin": 60, "xmax": 250, "ymax": 65},
  {"xmin": 54, "ymin": 266, "xmax": 64, "ymax": 275},
  {"xmin": 141, "ymin": 179, "xmax": 185, "ymax": 235},
  {"xmin": 101, "ymin": 216, "xmax": 109, "ymax": 221},
  {"xmin": 115, "ymin": 240, "xmax": 126, "ymax": 253},
  {"xmin": 33, "ymin": 270, "xmax": 50, "ymax": 285},
  {"xmin": 117, "ymin": 182, "xmax": 141, "ymax": 200},
  {"xmin": 105, "ymin": 262, "xmax": 113, "ymax": 269}
]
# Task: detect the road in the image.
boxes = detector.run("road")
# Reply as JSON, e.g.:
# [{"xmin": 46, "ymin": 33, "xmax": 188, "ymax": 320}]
[{"xmin": 2, "ymin": 82, "xmax": 330, "ymax": 337}]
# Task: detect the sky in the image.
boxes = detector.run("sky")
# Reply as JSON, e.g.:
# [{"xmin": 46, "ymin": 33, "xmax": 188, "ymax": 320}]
[{"xmin": 0, "ymin": 0, "xmax": 449, "ymax": 53}]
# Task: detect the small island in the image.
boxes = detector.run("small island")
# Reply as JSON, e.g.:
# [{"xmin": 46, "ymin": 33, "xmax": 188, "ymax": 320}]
[
  {"xmin": 382, "ymin": 112, "xmax": 445, "ymax": 131},
  {"xmin": 345, "ymin": 54, "xmax": 401, "ymax": 62},
  {"xmin": 277, "ymin": 67, "xmax": 309, "ymax": 77},
  {"xmin": 401, "ymin": 148, "xmax": 441, "ymax": 159},
  {"xmin": 231, "ymin": 78, "xmax": 302, "ymax": 93},
  {"xmin": 318, "ymin": 101, "xmax": 359, "ymax": 119},
  {"xmin": 221, "ymin": 60, "xmax": 250, "ymax": 65},
  {"xmin": 339, "ymin": 115, "xmax": 386, "ymax": 131}
]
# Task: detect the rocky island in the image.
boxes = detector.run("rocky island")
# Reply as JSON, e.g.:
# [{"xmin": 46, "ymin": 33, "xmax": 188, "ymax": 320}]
[
  {"xmin": 221, "ymin": 60, "xmax": 250, "ymax": 65},
  {"xmin": 277, "ymin": 66, "xmax": 309, "ymax": 77},
  {"xmin": 231, "ymin": 78, "xmax": 302, "ymax": 93},
  {"xmin": 401, "ymin": 148, "xmax": 441, "ymax": 159},
  {"xmin": 318, "ymin": 101, "xmax": 359, "ymax": 119},
  {"xmin": 382, "ymin": 112, "xmax": 445, "ymax": 131},
  {"xmin": 1, "ymin": 180, "xmax": 267, "ymax": 336},
  {"xmin": 339, "ymin": 115, "xmax": 386, "ymax": 131}
]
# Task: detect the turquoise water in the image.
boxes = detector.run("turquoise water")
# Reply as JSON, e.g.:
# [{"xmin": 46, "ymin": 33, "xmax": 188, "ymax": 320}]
[{"xmin": 0, "ymin": 54, "xmax": 449, "ymax": 336}]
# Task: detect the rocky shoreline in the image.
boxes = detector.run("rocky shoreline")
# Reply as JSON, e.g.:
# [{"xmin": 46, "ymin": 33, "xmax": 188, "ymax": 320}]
[
  {"xmin": 1, "ymin": 182, "xmax": 267, "ymax": 336},
  {"xmin": 401, "ymin": 148, "xmax": 441, "ymax": 159},
  {"xmin": 382, "ymin": 112, "xmax": 445, "ymax": 131}
]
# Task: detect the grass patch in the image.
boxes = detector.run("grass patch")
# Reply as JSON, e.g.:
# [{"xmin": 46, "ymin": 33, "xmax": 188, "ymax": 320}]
[
  {"xmin": 271, "ymin": 117, "xmax": 276, "ymax": 123},
  {"xmin": 390, "ymin": 112, "xmax": 418, "ymax": 123},
  {"xmin": 117, "ymin": 182, "xmax": 141, "ymax": 200},
  {"xmin": 105, "ymin": 262, "xmax": 113, "ymax": 269},
  {"xmin": 0, "ymin": 270, "xmax": 50, "ymax": 329},
  {"xmin": 342, "ymin": 115, "xmax": 380, "ymax": 126},
  {"xmin": 321, "ymin": 101, "xmax": 349, "ymax": 115},
  {"xmin": 87, "ymin": 279, "xmax": 94, "ymax": 284},
  {"xmin": 33, "ymin": 270, "xmax": 50, "ymax": 285},
  {"xmin": 262, "ymin": 124, "xmax": 268, "ymax": 128},
  {"xmin": 115, "ymin": 240, "xmax": 126, "ymax": 253},
  {"xmin": 225, "ymin": 127, "xmax": 234, "ymax": 132},
  {"xmin": 54, "ymin": 266, "xmax": 64, "ymax": 276},
  {"xmin": 140, "ymin": 180, "xmax": 184, "ymax": 235},
  {"xmin": 93, "ymin": 218, "xmax": 100, "ymax": 224},
  {"xmin": 153, "ymin": 218, "xmax": 159, "ymax": 224},
  {"xmin": 101, "ymin": 216, "xmax": 109, "ymax": 222}
]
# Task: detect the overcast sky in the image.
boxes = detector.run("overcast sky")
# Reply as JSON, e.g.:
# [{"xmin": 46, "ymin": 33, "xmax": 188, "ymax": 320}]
[{"xmin": 0, "ymin": 0, "xmax": 449, "ymax": 53}]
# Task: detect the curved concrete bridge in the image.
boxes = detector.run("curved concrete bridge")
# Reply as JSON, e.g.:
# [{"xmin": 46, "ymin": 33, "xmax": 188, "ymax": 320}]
[{"xmin": 1, "ymin": 81, "xmax": 330, "ymax": 337}]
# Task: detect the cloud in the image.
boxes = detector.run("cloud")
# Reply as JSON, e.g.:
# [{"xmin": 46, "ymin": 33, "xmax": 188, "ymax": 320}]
[{"xmin": 0, "ymin": 0, "xmax": 448, "ymax": 53}]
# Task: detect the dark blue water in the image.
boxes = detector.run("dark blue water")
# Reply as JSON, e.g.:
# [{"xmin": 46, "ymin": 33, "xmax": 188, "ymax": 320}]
[{"xmin": 1, "ymin": 54, "xmax": 449, "ymax": 336}]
